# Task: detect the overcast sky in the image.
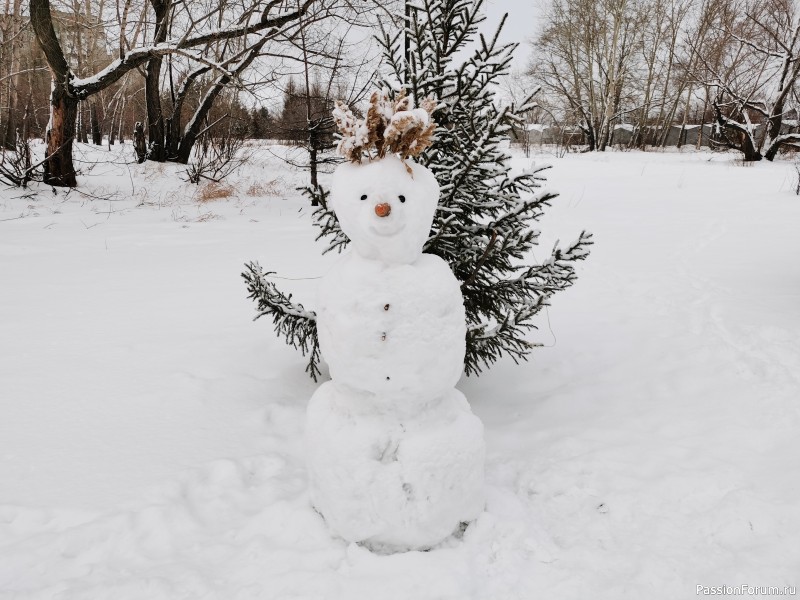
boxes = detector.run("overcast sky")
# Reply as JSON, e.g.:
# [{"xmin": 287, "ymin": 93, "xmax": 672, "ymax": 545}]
[
  {"xmin": 261, "ymin": 0, "xmax": 544, "ymax": 108},
  {"xmin": 482, "ymin": 0, "xmax": 542, "ymax": 73}
]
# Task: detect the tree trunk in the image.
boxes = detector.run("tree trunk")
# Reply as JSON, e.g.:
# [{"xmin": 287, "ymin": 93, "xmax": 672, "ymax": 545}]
[
  {"xmin": 144, "ymin": 0, "xmax": 170, "ymax": 162},
  {"xmin": 763, "ymin": 114, "xmax": 785, "ymax": 160},
  {"xmin": 20, "ymin": 98, "xmax": 32, "ymax": 185},
  {"xmin": 45, "ymin": 82, "xmax": 79, "ymax": 186},
  {"xmin": 760, "ymin": 105, "xmax": 785, "ymax": 160},
  {"xmin": 80, "ymin": 102, "xmax": 90, "ymax": 143},
  {"xmin": 3, "ymin": 61, "xmax": 18, "ymax": 150},
  {"xmin": 175, "ymin": 76, "xmax": 229, "ymax": 163},
  {"xmin": 2, "ymin": 80, "xmax": 16, "ymax": 151},
  {"xmin": 165, "ymin": 67, "xmax": 207, "ymax": 159},
  {"xmin": 3, "ymin": 0, "xmax": 22, "ymax": 150},
  {"xmin": 133, "ymin": 121, "xmax": 146, "ymax": 163},
  {"xmin": 145, "ymin": 57, "xmax": 166, "ymax": 161},
  {"xmin": 90, "ymin": 100, "xmax": 102, "ymax": 145},
  {"xmin": 585, "ymin": 122, "xmax": 596, "ymax": 151},
  {"xmin": 309, "ymin": 135, "xmax": 319, "ymax": 207},
  {"xmin": 677, "ymin": 83, "xmax": 693, "ymax": 149},
  {"xmin": 696, "ymin": 89, "xmax": 709, "ymax": 149},
  {"xmin": 741, "ymin": 130, "xmax": 762, "ymax": 161},
  {"xmin": 108, "ymin": 98, "xmax": 118, "ymax": 146},
  {"xmin": 763, "ymin": 143, "xmax": 780, "ymax": 161},
  {"xmin": 117, "ymin": 96, "xmax": 126, "ymax": 143},
  {"xmin": 597, "ymin": 126, "xmax": 609, "ymax": 151}
]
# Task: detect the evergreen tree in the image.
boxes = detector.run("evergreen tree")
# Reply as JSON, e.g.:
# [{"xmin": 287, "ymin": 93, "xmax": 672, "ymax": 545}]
[
  {"xmin": 243, "ymin": 0, "xmax": 593, "ymax": 380},
  {"xmin": 273, "ymin": 78, "xmax": 335, "ymax": 144},
  {"xmin": 248, "ymin": 107, "xmax": 273, "ymax": 139}
]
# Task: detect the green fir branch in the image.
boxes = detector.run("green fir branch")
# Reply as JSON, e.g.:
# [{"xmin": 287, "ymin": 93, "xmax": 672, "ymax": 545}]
[{"xmin": 241, "ymin": 261, "xmax": 321, "ymax": 380}]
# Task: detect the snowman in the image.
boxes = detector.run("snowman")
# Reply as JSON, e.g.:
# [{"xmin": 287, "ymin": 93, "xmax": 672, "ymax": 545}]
[{"xmin": 305, "ymin": 91, "xmax": 485, "ymax": 551}]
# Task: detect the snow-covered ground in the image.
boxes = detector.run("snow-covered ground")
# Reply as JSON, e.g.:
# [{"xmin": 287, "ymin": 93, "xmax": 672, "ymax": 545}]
[{"xmin": 1, "ymin": 143, "xmax": 799, "ymax": 598}]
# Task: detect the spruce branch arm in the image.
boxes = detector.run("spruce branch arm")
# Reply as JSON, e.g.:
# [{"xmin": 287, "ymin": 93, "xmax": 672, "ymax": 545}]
[{"xmin": 242, "ymin": 262, "xmax": 321, "ymax": 380}]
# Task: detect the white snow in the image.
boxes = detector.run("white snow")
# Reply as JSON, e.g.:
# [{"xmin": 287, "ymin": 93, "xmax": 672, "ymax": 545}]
[{"xmin": 1, "ymin": 142, "xmax": 799, "ymax": 597}]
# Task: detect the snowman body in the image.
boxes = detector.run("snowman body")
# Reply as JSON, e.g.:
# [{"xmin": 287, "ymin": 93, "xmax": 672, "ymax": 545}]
[
  {"xmin": 316, "ymin": 252, "xmax": 464, "ymax": 410},
  {"xmin": 306, "ymin": 155, "xmax": 485, "ymax": 551}
]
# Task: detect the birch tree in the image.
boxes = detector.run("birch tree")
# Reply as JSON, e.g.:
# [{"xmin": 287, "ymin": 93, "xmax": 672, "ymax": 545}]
[{"xmin": 531, "ymin": 0, "xmax": 643, "ymax": 150}]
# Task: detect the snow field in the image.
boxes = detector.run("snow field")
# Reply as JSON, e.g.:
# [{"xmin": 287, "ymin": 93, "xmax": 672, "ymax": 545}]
[{"xmin": 1, "ymin": 144, "xmax": 799, "ymax": 598}]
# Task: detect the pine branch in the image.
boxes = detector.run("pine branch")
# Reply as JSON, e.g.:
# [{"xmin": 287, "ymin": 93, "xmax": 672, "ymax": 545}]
[
  {"xmin": 241, "ymin": 261, "xmax": 321, "ymax": 380},
  {"xmin": 463, "ymin": 230, "xmax": 594, "ymax": 374}
]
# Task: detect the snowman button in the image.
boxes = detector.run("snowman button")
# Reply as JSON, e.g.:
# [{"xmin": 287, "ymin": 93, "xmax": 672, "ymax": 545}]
[{"xmin": 384, "ymin": 304, "xmax": 390, "ymax": 311}]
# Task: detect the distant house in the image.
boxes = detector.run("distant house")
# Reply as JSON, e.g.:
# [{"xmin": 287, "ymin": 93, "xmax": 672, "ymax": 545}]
[
  {"xmin": 633, "ymin": 124, "xmax": 714, "ymax": 147},
  {"xmin": 611, "ymin": 123, "xmax": 635, "ymax": 146},
  {"xmin": 525, "ymin": 123, "xmax": 548, "ymax": 145}
]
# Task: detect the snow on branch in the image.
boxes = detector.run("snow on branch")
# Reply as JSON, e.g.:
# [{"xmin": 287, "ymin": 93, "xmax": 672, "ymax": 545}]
[
  {"xmin": 46, "ymin": 0, "xmax": 318, "ymax": 96},
  {"xmin": 241, "ymin": 262, "xmax": 321, "ymax": 380}
]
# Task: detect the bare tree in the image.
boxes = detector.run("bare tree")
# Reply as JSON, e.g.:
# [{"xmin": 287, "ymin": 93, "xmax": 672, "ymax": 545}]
[
  {"xmin": 530, "ymin": 0, "xmax": 644, "ymax": 151},
  {"xmin": 30, "ymin": 0, "xmax": 318, "ymax": 186},
  {"xmin": 1, "ymin": 0, "xmax": 24, "ymax": 149},
  {"xmin": 694, "ymin": 0, "xmax": 800, "ymax": 161},
  {"xmin": 530, "ymin": 0, "xmax": 731, "ymax": 150}
]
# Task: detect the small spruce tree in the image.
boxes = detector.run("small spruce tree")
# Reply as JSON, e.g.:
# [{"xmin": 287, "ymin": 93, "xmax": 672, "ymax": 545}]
[{"xmin": 243, "ymin": 0, "xmax": 593, "ymax": 380}]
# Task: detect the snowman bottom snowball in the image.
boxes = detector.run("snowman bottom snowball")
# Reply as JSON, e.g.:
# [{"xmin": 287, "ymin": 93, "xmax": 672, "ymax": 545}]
[{"xmin": 306, "ymin": 382, "xmax": 486, "ymax": 551}]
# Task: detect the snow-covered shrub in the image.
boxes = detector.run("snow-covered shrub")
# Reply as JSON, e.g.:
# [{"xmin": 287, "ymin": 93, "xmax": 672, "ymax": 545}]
[{"xmin": 185, "ymin": 127, "xmax": 247, "ymax": 185}]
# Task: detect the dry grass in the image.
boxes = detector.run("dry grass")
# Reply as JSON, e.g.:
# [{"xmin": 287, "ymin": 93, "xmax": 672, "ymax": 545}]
[
  {"xmin": 198, "ymin": 181, "xmax": 237, "ymax": 202},
  {"xmin": 245, "ymin": 178, "xmax": 281, "ymax": 197},
  {"xmin": 135, "ymin": 187, "xmax": 186, "ymax": 207},
  {"xmin": 142, "ymin": 162, "xmax": 167, "ymax": 180},
  {"xmin": 195, "ymin": 211, "xmax": 222, "ymax": 222}
]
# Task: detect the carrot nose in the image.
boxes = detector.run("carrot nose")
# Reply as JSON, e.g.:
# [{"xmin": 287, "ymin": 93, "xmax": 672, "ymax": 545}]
[{"xmin": 375, "ymin": 203, "xmax": 391, "ymax": 218}]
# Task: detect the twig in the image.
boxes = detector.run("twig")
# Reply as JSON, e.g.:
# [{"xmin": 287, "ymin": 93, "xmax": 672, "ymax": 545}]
[{"xmin": 462, "ymin": 229, "xmax": 498, "ymax": 287}]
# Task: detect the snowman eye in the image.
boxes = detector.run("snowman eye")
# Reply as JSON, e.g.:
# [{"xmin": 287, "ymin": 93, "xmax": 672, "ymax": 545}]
[
  {"xmin": 398, "ymin": 195, "xmax": 406, "ymax": 203},
  {"xmin": 360, "ymin": 194, "xmax": 368, "ymax": 201}
]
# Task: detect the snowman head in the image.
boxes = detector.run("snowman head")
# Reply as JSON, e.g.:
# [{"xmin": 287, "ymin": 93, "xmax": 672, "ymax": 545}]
[
  {"xmin": 330, "ymin": 90, "xmax": 440, "ymax": 264},
  {"xmin": 331, "ymin": 154, "xmax": 439, "ymax": 265}
]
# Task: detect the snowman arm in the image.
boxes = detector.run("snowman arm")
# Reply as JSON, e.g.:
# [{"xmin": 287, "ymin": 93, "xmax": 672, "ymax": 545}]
[
  {"xmin": 242, "ymin": 261, "xmax": 322, "ymax": 380},
  {"xmin": 463, "ymin": 231, "xmax": 593, "ymax": 375}
]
